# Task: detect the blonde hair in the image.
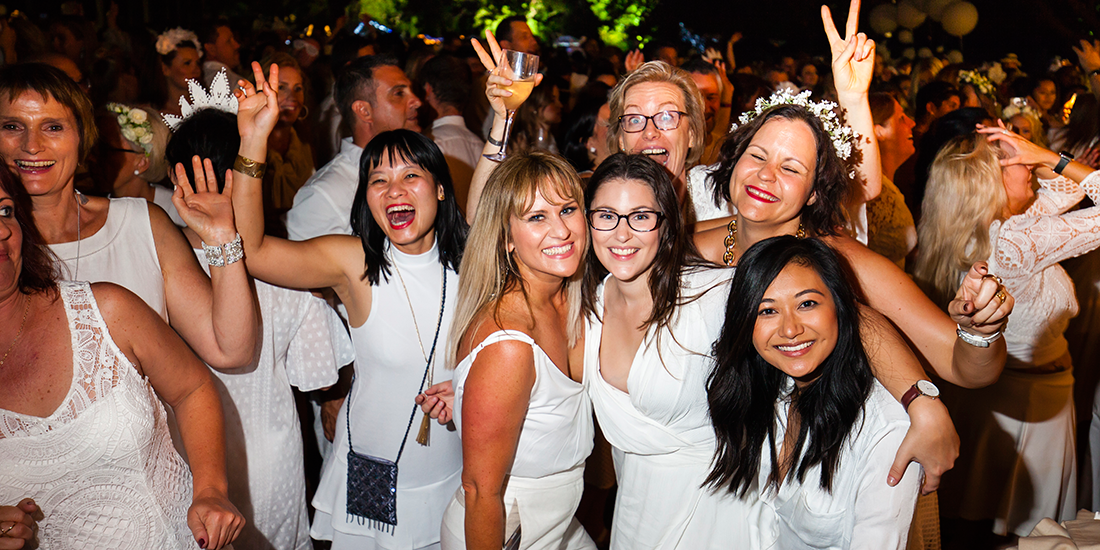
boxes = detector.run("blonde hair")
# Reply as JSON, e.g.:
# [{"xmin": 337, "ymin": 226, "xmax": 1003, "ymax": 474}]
[
  {"xmin": 913, "ymin": 134, "xmax": 1008, "ymax": 308},
  {"xmin": 447, "ymin": 151, "xmax": 587, "ymax": 368},
  {"xmin": 607, "ymin": 61, "xmax": 706, "ymax": 168}
]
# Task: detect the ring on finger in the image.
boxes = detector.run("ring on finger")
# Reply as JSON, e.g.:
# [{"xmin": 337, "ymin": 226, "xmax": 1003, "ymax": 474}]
[
  {"xmin": 982, "ymin": 273, "xmax": 1003, "ymax": 285},
  {"xmin": 995, "ymin": 287, "xmax": 1008, "ymax": 305},
  {"xmin": 1, "ymin": 522, "xmax": 13, "ymax": 536}
]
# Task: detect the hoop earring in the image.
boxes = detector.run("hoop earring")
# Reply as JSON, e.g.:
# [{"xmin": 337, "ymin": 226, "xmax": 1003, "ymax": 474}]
[{"xmin": 298, "ymin": 105, "xmax": 310, "ymax": 121}]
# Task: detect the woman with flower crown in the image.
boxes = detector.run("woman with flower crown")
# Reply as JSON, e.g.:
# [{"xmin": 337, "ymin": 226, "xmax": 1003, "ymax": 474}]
[
  {"xmin": 154, "ymin": 28, "xmax": 204, "ymax": 119},
  {"xmin": 694, "ymin": 0, "xmax": 1014, "ymax": 493}
]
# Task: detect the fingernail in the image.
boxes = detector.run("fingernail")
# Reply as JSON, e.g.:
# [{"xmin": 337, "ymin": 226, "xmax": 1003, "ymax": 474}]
[
  {"xmin": 887, "ymin": 476, "xmax": 897, "ymax": 486},
  {"xmin": 198, "ymin": 538, "xmax": 206, "ymax": 547}
]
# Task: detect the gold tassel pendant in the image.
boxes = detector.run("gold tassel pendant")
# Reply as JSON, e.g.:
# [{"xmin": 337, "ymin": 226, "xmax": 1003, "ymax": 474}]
[{"xmin": 416, "ymin": 413, "xmax": 431, "ymax": 446}]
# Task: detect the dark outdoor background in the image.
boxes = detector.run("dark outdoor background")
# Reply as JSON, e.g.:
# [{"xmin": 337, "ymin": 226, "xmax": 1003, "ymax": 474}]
[{"xmin": 22, "ymin": 0, "xmax": 1100, "ymax": 72}]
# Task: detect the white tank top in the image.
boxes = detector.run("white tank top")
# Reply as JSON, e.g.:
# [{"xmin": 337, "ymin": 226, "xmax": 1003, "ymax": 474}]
[{"xmin": 50, "ymin": 198, "xmax": 168, "ymax": 321}]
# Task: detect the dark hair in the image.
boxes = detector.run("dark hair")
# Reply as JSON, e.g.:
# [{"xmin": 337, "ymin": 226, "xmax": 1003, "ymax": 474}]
[
  {"xmin": 869, "ymin": 92, "xmax": 898, "ymax": 126},
  {"xmin": 582, "ymin": 153, "xmax": 706, "ymax": 331},
  {"xmin": 561, "ymin": 101, "xmax": 603, "ymax": 172},
  {"xmin": 335, "ymin": 54, "xmax": 400, "ymax": 127},
  {"xmin": 197, "ymin": 19, "xmax": 231, "ymax": 47},
  {"xmin": 418, "ymin": 54, "xmax": 472, "ymax": 109},
  {"xmin": 0, "ymin": 163, "xmax": 58, "ymax": 294},
  {"xmin": 495, "ymin": 16, "xmax": 527, "ymax": 45},
  {"xmin": 706, "ymin": 236, "xmax": 873, "ymax": 495},
  {"xmin": 914, "ymin": 81, "xmax": 961, "ymax": 123},
  {"xmin": 351, "ymin": 130, "xmax": 468, "ymax": 285},
  {"xmin": 164, "ymin": 108, "xmax": 240, "ymax": 193},
  {"xmin": 329, "ymin": 33, "xmax": 376, "ymax": 71},
  {"xmin": 0, "ymin": 63, "xmax": 97, "ymax": 162},
  {"xmin": 510, "ymin": 79, "xmax": 558, "ymax": 153},
  {"xmin": 707, "ymin": 105, "xmax": 853, "ymax": 237},
  {"xmin": 1060, "ymin": 92, "xmax": 1100, "ymax": 155},
  {"xmin": 158, "ymin": 39, "xmax": 201, "ymax": 67},
  {"xmin": 680, "ymin": 57, "xmax": 718, "ymax": 77}
]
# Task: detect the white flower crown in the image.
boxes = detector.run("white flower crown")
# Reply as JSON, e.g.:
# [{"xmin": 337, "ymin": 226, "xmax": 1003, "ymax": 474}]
[
  {"xmin": 156, "ymin": 28, "xmax": 203, "ymax": 57},
  {"xmin": 958, "ymin": 70, "xmax": 997, "ymax": 98},
  {"xmin": 732, "ymin": 89, "xmax": 856, "ymax": 160},
  {"xmin": 1002, "ymin": 97, "xmax": 1041, "ymax": 121},
  {"xmin": 106, "ymin": 103, "xmax": 155, "ymax": 155},
  {"xmin": 162, "ymin": 69, "xmax": 239, "ymax": 131}
]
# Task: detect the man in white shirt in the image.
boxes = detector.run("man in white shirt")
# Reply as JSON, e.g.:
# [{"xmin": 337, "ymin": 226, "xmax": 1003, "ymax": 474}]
[
  {"xmin": 419, "ymin": 54, "xmax": 483, "ymax": 212},
  {"xmin": 286, "ymin": 54, "xmax": 423, "ymax": 241},
  {"xmin": 199, "ymin": 20, "xmax": 244, "ymax": 88}
]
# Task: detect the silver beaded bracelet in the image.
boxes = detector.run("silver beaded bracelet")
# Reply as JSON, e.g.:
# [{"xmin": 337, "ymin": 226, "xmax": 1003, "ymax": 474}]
[
  {"xmin": 956, "ymin": 324, "xmax": 1003, "ymax": 348},
  {"xmin": 202, "ymin": 233, "xmax": 244, "ymax": 268}
]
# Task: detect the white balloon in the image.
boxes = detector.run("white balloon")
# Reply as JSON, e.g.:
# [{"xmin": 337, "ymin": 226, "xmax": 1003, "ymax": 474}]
[
  {"xmin": 942, "ymin": 1, "xmax": 978, "ymax": 36},
  {"xmin": 903, "ymin": 48, "xmax": 917, "ymax": 60},
  {"xmin": 897, "ymin": 0, "xmax": 928, "ymax": 28},
  {"xmin": 870, "ymin": 3, "xmax": 898, "ymax": 35},
  {"xmin": 925, "ymin": 0, "xmax": 957, "ymax": 21},
  {"xmin": 898, "ymin": 29, "xmax": 914, "ymax": 44},
  {"xmin": 917, "ymin": 47, "xmax": 933, "ymax": 59},
  {"xmin": 946, "ymin": 49, "xmax": 964, "ymax": 63}
]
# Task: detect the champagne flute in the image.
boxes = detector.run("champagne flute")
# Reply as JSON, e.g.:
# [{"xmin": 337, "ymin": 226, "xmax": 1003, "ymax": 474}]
[{"xmin": 485, "ymin": 49, "xmax": 540, "ymax": 161}]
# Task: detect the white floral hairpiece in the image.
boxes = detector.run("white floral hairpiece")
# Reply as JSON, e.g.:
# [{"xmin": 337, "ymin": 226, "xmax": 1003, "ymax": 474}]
[
  {"xmin": 1002, "ymin": 97, "xmax": 1041, "ymax": 121},
  {"xmin": 958, "ymin": 70, "xmax": 996, "ymax": 98},
  {"xmin": 162, "ymin": 69, "xmax": 239, "ymax": 131},
  {"xmin": 155, "ymin": 28, "xmax": 203, "ymax": 57},
  {"xmin": 732, "ymin": 89, "xmax": 856, "ymax": 160},
  {"xmin": 106, "ymin": 103, "xmax": 154, "ymax": 155}
]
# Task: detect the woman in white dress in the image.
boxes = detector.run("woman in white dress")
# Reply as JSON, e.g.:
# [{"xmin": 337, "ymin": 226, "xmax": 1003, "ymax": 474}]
[
  {"xmin": 707, "ymin": 236, "xmax": 920, "ymax": 549},
  {"xmin": 0, "ymin": 159, "xmax": 243, "ymax": 548},
  {"xmin": 440, "ymin": 151, "xmax": 596, "ymax": 550},
  {"xmin": 224, "ymin": 63, "xmax": 467, "ymax": 550},
  {"xmin": 0, "ymin": 62, "xmax": 257, "ymax": 370},
  {"xmin": 165, "ymin": 106, "xmax": 355, "ymax": 550},
  {"xmin": 913, "ymin": 126, "xmax": 1100, "ymax": 539}
]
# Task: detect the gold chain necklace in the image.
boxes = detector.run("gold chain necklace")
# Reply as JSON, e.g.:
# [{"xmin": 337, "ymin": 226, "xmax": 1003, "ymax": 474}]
[
  {"xmin": 723, "ymin": 219, "xmax": 807, "ymax": 267},
  {"xmin": 390, "ymin": 253, "xmax": 445, "ymax": 446},
  {"xmin": 0, "ymin": 294, "xmax": 30, "ymax": 367}
]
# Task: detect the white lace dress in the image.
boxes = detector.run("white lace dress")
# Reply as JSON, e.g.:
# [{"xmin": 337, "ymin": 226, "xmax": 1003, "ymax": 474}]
[
  {"xmin": 940, "ymin": 171, "xmax": 1100, "ymax": 536},
  {"xmin": 0, "ymin": 282, "xmax": 194, "ymax": 549}
]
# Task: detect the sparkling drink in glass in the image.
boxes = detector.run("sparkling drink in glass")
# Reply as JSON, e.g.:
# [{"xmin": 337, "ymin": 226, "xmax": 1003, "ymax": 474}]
[{"xmin": 485, "ymin": 50, "xmax": 540, "ymax": 161}]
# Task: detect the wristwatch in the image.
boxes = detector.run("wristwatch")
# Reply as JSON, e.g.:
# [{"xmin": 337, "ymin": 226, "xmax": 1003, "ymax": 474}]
[
  {"xmin": 901, "ymin": 380, "xmax": 940, "ymax": 412},
  {"xmin": 1054, "ymin": 151, "xmax": 1075, "ymax": 175}
]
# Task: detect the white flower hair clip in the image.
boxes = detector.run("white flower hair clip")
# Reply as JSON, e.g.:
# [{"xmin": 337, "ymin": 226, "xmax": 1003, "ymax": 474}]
[
  {"xmin": 162, "ymin": 69, "xmax": 239, "ymax": 131},
  {"xmin": 106, "ymin": 103, "xmax": 155, "ymax": 155},
  {"xmin": 959, "ymin": 70, "xmax": 997, "ymax": 98},
  {"xmin": 155, "ymin": 28, "xmax": 203, "ymax": 57},
  {"xmin": 732, "ymin": 89, "xmax": 856, "ymax": 161}
]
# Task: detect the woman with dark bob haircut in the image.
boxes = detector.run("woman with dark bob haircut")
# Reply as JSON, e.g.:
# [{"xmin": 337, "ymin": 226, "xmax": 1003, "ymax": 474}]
[
  {"xmin": 707, "ymin": 235, "xmax": 919, "ymax": 548},
  {"xmin": 0, "ymin": 146, "xmax": 243, "ymax": 547},
  {"xmin": 0, "ymin": 62, "xmax": 259, "ymax": 372},
  {"xmin": 210, "ymin": 62, "xmax": 468, "ymax": 550},
  {"xmin": 693, "ymin": 0, "xmax": 1013, "ymax": 493}
]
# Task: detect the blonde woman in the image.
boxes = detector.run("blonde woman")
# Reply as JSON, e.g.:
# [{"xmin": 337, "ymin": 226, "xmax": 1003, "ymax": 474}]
[
  {"xmin": 440, "ymin": 151, "xmax": 596, "ymax": 550},
  {"xmin": 914, "ymin": 125, "xmax": 1100, "ymax": 540}
]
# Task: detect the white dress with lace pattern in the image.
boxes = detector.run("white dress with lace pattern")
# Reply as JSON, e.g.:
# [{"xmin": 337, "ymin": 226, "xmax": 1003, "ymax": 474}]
[{"xmin": 0, "ymin": 282, "xmax": 194, "ymax": 549}]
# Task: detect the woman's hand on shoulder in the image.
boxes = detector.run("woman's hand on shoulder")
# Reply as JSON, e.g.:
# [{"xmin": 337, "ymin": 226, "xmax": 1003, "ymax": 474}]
[
  {"xmin": 187, "ymin": 487, "xmax": 245, "ymax": 550},
  {"xmin": 891, "ymin": 395, "xmax": 958, "ymax": 495},
  {"xmin": 822, "ymin": 0, "xmax": 874, "ymax": 98},
  {"xmin": 171, "ymin": 156, "xmax": 238, "ymax": 247},
  {"xmin": 0, "ymin": 498, "xmax": 42, "ymax": 549},
  {"xmin": 948, "ymin": 261, "xmax": 1012, "ymax": 336}
]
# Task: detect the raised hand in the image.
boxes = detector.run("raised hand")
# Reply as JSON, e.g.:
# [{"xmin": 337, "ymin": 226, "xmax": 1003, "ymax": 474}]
[
  {"xmin": 947, "ymin": 261, "xmax": 1013, "ymax": 335},
  {"xmin": 977, "ymin": 121, "xmax": 1060, "ymax": 170},
  {"xmin": 171, "ymin": 156, "xmax": 238, "ymax": 246},
  {"xmin": 822, "ymin": 0, "xmax": 875, "ymax": 98},
  {"xmin": 187, "ymin": 487, "xmax": 245, "ymax": 549},
  {"xmin": 473, "ymin": 30, "xmax": 543, "ymax": 120},
  {"xmin": 624, "ymin": 49, "xmax": 644, "ymax": 73},
  {"xmin": 235, "ymin": 61, "xmax": 280, "ymax": 147},
  {"xmin": 1074, "ymin": 39, "xmax": 1100, "ymax": 74}
]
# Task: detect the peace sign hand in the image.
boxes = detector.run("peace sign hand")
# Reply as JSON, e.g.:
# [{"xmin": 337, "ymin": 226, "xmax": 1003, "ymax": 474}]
[{"xmin": 822, "ymin": 0, "xmax": 875, "ymax": 99}]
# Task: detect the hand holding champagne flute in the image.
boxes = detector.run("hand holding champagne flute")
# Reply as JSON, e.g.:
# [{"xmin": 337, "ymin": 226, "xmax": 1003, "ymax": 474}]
[{"xmin": 484, "ymin": 49, "xmax": 539, "ymax": 160}]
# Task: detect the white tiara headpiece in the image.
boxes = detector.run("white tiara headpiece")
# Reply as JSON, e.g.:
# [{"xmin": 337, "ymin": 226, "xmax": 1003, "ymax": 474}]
[
  {"xmin": 162, "ymin": 69, "xmax": 239, "ymax": 132},
  {"xmin": 155, "ymin": 28, "xmax": 203, "ymax": 56},
  {"xmin": 731, "ymin": 88, "xmax": 856, "ymax": 161}
]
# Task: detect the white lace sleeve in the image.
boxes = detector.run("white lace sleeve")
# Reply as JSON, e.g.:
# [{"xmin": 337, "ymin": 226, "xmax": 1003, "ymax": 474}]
[
  {"xmin": 284, "ymin": 292, "xmax": 352, "ymax": 392},
  {"xmin": 997, "ymin": 171, "xmax": 1100, "ymax": 277}
]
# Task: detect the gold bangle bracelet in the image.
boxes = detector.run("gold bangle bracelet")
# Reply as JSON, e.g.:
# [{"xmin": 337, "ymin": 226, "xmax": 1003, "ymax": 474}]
[{"xmin": 234, "ymin": 155, "xmax": 267, "ymax": 179}]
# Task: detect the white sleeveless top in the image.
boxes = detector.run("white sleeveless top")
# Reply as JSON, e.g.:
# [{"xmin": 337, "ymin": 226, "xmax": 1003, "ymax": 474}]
[
  {"xmin": 454, "ymin": 330, "xmax": 594, "ymax": 479},
  {"xmin": 50, "ymin": 198, "xmax": 168, "ymax": 321},
  {"xmin": 310, "ymin": 242, "xmax": 463, "ymax": 549},
  {"xmin": 0, "ymin": 282, "xmax": 194, "ymax": 549}
]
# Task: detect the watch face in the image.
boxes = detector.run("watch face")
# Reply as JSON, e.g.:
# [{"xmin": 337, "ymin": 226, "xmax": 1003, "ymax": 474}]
[{"xmin": 917, "ymin": 379, "xmax": 940, "ymax": 398}]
